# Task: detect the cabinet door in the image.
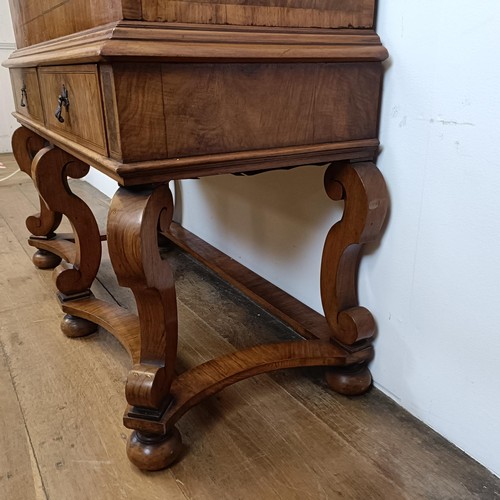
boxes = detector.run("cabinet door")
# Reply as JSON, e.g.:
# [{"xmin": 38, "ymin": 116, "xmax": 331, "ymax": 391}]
[{"xmin": 142, "ymin": 0, "xmax": 376, "ymax": 29}]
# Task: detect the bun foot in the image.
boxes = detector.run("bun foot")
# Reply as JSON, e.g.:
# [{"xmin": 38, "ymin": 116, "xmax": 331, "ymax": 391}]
[
  {"xmin": 32, "ymin": 249, "xmax": 62, "ymax": 269},
  {"xmin": 60, "ymin": 314, "xmax": 98, "ymax": 338},
  {"xmin": 326, "ymin": 363, "xmax": 372, "ymax": 396},
  {"xmin": 127, "ymin": 428, "xmax": 183, "ymax": 471}
]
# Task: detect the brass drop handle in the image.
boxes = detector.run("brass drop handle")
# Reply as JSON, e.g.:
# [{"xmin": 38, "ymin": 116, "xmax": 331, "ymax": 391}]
[
  {"xmin": 55, "ymin": 84, "xmax": 69, "ymax": 123},
  {"xmin": 20, "ymin": 82, "xmax": 27, "ymax": 107}
]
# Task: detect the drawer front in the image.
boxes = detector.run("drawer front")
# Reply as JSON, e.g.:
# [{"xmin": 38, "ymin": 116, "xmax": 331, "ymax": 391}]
[
  {"xmin": 162, "ymin": 63, "xmax": 382, "ymax": 158},
  {"xmin": 107, "ymin": 62, "xmax": 382, "ymax": 162},
  {"xmin": 38, "ymin": 65, "xmax": 108, "ymax": 156},
  {"xmin": 10, "ymin": 68, "xmax": 44, "ymax": 123}
]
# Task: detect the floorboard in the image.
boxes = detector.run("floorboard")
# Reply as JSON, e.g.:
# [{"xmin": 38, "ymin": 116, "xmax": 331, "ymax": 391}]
[{"xmin": 1, "ymin": 152, "xmax": 499, "ymax": 499}]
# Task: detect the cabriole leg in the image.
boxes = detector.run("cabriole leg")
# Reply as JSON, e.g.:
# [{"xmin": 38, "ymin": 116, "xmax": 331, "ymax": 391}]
[
  {"xmin": 30, "ymin": 144, "xmax": 102, "ymax": 337},
  {"xmin": 107, "ymin": 184, "xmax": 182, "ymax": 471},
  {"xmin": 11, "ymin": 127, "xmax": 62, "ymax": 268},
  {"xmin": 321, "ymin": 161, "xmax": 388, "ymax": 395}
]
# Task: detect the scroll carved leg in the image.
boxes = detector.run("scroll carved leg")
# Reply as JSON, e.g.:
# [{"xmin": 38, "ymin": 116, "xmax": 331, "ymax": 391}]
[
  {"xmin": 31, "ymin": 145, "xmax": 102, "ymax": 337},
  {"xmin": 11, "ymin": 127, "xmax": 63, "ymax": 268},
  {"xmin": 107, "ymin": 185, "xmax": 182, "ymax": 471},
  {"xmin": 321, "ymin": 161, "xmax": 388, "ymax": 394}
]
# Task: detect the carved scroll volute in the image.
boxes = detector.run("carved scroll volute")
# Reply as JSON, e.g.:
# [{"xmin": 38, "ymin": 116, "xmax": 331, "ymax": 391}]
[
  {"xmin": 321, "ymin": 162, "xmax": 388, "ymax": 345},
  {"xmin": 107, "ymin": 185, "xmax": 177, "ymax": 411},
  {"xmin": 11, "ymin": 127, "xmax": 62, "ymax": 236},
  {"xmin": 31, "ymin": 145, "xmax": 101, "ymax": 295}
]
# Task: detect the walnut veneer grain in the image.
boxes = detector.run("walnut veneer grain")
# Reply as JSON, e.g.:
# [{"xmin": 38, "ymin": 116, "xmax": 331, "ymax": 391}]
[
  {"xmin": 162, "ymin": 62, "xmax": 382, "ymax": 158},
  {"xmin": 8, "ymin": 0, "xmax": 124, "ymax": 47}
]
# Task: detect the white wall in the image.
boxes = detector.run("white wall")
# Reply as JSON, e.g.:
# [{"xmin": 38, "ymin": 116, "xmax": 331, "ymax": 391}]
[
  {"xmin": 0, "ymin": 0, "xmax": 17, "ymax": 152},
  {"xmin": 374, "ymin": 0, "xmax": 500, "ymax": 477},
  {"xmin": 177, "ymin": 1, "xmax": 500, "ymax": 477}
]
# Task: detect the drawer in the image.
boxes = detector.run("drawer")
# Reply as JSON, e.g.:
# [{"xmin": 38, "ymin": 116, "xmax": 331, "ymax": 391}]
[
  {"xmin": 103, "ymin": 62, "xmax": 382, "ymax": 163},
  {"xmin": 162, "ymin": 63, "xmax": 382, "ymax": 158},
  {"xmin": 38, "ymin": 65, "xmax": 108, "ymax": 156},
  {"xmin": 10, "ymin": 67, "xmax": 44, "ymax": 123}
]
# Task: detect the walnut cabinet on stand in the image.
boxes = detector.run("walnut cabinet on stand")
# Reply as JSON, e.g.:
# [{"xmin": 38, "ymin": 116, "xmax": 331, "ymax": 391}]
[{"xmin": 5, "ymin": 0, "xmax": 389, "ymax": 470}]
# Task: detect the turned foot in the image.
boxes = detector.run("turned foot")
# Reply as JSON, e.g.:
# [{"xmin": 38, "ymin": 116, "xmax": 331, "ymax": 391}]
[
  {"xmin": 127, "ymin": 428, "xmax": 182, "ymax": 471},
  {"xmin": 325, "ymin": 363, "xmax": 372, "ymax": 396},
  {"xmin": 32, "ymin": 249, "xmax": 62, "ymax": 269},
  {"xmin": 61, "ymin": 314, "xmax": 98, "ymax": 338}
]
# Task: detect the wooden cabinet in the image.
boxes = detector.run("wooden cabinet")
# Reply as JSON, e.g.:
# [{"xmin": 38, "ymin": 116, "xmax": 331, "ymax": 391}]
[{"xmin": 5, "ymin": 0, "xmax": 389, "ymax": 472}]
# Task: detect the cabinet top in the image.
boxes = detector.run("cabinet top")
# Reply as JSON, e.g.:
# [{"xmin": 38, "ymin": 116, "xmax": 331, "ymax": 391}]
[{"xmin": 9, "ymin": 0, "xmax": 376, "ymax": 48}]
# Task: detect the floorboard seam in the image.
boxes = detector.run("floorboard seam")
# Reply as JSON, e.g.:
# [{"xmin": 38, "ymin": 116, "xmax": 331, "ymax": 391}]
[{"xmin": 0, "ymin": 340, "xmax": 50, "ymax": 500}]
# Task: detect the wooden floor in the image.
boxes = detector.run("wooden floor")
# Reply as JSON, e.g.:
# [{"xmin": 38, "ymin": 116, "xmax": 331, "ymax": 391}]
[{"xmin": 0, "ymin": 152, "xmax": 499, "ymax": 500}]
